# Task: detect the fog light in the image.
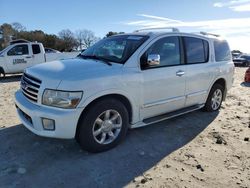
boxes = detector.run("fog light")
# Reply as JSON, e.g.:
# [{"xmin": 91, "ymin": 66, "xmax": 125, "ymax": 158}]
[{"xmin": 42, "ymin": 118, "xmax": 55, "ymax": 130}]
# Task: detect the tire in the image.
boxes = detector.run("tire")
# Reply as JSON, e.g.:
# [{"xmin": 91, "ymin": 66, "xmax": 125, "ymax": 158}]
[
  {"xmin": 0, "ymin": 67, "xmax": 5, "ymax": 79},
  {"xmin": 203, "ymin": 84, "xmax": 224, "ymax": 112},
  {"xmin": 77, "ymin": 98, "xmax": 129, "ymax": 153}
]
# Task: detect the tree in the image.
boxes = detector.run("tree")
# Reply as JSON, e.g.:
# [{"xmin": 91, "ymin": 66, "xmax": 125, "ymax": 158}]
[
  {"xmin": 75, "ymin": 29, "xmax": 99, "ymax": 49},
  {"xmin": 12, "ymin": 22, "xmax": 26, "ymax": 32},
  {"xmin": 0, "ymin": 23, "xmax": 15, "ymax": 49},
  {"xmin": 75, "ymin": 30, "xmax": 84, "ymax": 50},
  {"xmin": 58, "ymin": 29, "xmax": 77, "ymax": 51}
]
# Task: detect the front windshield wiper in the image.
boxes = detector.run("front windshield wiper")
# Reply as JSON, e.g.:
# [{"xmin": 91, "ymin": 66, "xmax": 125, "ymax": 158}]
[{"xmin": 78, "ymin": 54, "xmax": 112, "ymax": 66}]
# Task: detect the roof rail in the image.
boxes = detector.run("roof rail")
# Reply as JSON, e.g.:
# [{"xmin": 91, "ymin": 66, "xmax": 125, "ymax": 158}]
[
  {"xmin": 10, "ymin": 39, "xmax": 31, "ymax": 45},
  {"xmin": 200, "ymin": 31, "xmax": 220, "ymax": 37},
  {"xmin": 134, "ymin": 27, "xmax": 180, "ymax": 33}
]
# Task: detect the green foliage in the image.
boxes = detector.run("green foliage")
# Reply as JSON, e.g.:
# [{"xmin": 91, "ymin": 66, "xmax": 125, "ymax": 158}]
[{"xmin": 0, "ymin": 22, "xmax": 100, "ymax": 52}]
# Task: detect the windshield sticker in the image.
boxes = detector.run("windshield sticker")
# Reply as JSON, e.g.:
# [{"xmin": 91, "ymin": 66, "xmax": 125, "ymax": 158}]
[
  {"xmin": 13, "ymin": 59, "xmax": 27, "ymax": 65},
  {"xmin": 127, "ymin": 36, "xmax": 143, "ymax": 40}
]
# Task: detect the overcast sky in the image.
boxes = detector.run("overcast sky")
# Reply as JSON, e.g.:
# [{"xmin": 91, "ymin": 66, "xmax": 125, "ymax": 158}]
[{"xmin": 1, "ymin": 0, "xmax": 250, "ymax": 52}]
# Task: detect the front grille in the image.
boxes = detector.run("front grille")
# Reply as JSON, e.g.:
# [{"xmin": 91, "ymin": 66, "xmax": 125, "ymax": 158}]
[{"xmin": 21, "ymin": 73, "xmax": 42, "ymax": 102}]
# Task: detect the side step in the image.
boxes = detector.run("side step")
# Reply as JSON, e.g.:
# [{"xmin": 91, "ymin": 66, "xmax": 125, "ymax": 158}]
[{"xmin": 143, "ymin": 104, "xmax": 204, "ymax": 125}]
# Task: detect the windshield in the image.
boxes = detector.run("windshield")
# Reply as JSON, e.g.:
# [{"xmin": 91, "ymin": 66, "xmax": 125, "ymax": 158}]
[
  {"xmin": 80, "ymin": 35, "xmax": 148, "ymax": 64},
  {"xmin": 0, "ymin": 46, "xmax": 8, "ymax": 56}
]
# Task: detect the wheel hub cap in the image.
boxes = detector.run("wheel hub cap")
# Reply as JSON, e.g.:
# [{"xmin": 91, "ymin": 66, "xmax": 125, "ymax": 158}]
[
  {"xmin": 211, "ymin": 89, "xmax": 222, "ymax": 110},
  {"xmin": 92, "ymin": 109, "xmax": 122, "ymax": 145},
  {"xmin": 102, "ymin": 120, "xmax": 113, "ymax": 133}
]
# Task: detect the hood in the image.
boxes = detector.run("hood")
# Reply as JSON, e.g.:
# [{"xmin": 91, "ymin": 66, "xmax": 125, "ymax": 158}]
[{"xmin": 26, "ymin": 58, "xmax": 123, "ymax": 82}]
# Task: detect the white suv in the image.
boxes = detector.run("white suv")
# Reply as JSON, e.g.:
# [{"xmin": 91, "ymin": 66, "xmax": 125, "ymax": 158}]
[{"xmin": 15, "ymin": 28, "xmax": 234, "ymax": 152}]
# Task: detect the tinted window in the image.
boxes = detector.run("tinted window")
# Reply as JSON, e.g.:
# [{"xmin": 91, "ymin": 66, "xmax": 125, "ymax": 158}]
[
  {"xmin": 214, "ymin": 40, "xmax": 231, "ymax": 62},
  {"xmin": 32, "ymin": 44, "xmax": 41, "ymax": 54},
  {"xmin": 240, "ymin": 55, "xmax": 250, "ymax": 60},
  {"xmin": 184, "ymin": 37, "xmax": 209, "ymax": 64},
  {"xmin": 7, "ymin": 45, "xmax": 29, "ymax": 56},
  {"xmin": 141, "ymin": 36, "xmax": 181, "ymax": 68}
]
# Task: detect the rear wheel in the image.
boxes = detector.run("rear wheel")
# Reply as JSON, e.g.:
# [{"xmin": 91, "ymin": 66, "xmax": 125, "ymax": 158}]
[
  {"xmin": 77, "ymin": 98, "xmax": 129, "ymax": 153},
  {"xmin": 203, "ymin": 84, "xmax": 224, "ymax": 112},
  {"xmin": 0, "ymin": 67, "xmax": 5, "ymax": 79}
]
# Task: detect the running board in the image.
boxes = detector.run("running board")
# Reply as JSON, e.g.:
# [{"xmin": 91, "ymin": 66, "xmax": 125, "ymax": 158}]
[{"xmin": 143, "ymin": 104, "xmax": 204, "ymax": 125}]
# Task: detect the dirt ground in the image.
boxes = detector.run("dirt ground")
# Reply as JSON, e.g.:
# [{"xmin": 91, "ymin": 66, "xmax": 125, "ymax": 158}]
[{"xmin": 0, "ymin": 67, "xmax": 249, "ymax": 188}]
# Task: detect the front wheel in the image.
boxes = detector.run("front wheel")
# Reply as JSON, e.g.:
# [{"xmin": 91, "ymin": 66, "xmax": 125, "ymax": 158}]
[
  {"xmin": 203, "ymin": 84, "xmax": 224, "ymax": 112},
  {"xmin": 77, "ymin": 98, "xmax": 129, "ymax": 153}
]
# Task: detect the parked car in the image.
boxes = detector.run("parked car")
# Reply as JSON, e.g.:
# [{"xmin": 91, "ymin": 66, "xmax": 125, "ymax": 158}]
[
  {"xmin": 245, "ymin": 67, "xmax": 250, "ymax": 82},
  {"xmin": 231, "ymin": 51, "xmax": 242, "ymax": 60},
  {"xmin": 77, "ymin": 49, "xmax": 86, "ymax": 57},
  {"xmin": 0, "ymin": 41, "xmax": 78, "ymax": 78},
  {"xmin": 45, "ymin": 48, "xmax": 60, "ymax": 53},
  {"xmin": 233, "ymin": 54, "xmax": 250, "ymax": 67},
  {"xmin": 14, "ymin": 28, "xmax": 234, "ymax": 152}
]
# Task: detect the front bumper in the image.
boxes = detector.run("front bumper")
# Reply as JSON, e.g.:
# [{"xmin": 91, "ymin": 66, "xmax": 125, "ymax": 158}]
[
  {"xmin": 15, "ymin": 90, "xmax": 83, "ymax": 139},
  {"xmin": 233, "ymin": 62, "xmax": 244, "ymax": 66}
]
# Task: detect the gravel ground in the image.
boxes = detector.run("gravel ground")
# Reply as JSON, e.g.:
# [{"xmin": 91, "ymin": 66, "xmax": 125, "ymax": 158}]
[{"xmin": 0, "ymin": 67, "xmax": 249, "ymax": 188}]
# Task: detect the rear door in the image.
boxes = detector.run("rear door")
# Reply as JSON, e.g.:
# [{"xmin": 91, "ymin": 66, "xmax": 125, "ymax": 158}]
[
  {"xmin": 5, "ymin": 44, "xmax": 33, "ymax": 73},
  {"xmin": 182, "ymin": 36, "xmax": 214, "ymax": 106},
  {"xmin": 31, "ymin": 44, "xmax": 45, "ymax": 65}
]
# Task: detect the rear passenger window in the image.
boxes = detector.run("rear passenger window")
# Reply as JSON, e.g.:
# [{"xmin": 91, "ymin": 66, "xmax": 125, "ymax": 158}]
[
  {"xmin": 214, "ymin": 40, "xmax": 231, "ymax": 62},
  {"xmin": 184, "ymin": 37, "xmax": 209, "ymax": 64},
  {"xmin": 32, "ymin": 44, "xmax": 41, "ymax": 54}
]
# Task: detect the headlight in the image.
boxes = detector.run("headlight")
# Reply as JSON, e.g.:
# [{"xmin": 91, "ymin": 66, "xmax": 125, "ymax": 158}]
[{"xmin": 42, "ymin": 89, "xmax": 83, "ymax": 109}]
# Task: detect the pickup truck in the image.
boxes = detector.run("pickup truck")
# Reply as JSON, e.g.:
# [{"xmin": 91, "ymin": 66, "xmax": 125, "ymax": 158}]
[
  {"xmin": 15, "ymin": 28, "xmax": 234, "ymax": 152},
  {"xmin": 0, "ymin": 41, "xmax": 79, "ymax": 77}
]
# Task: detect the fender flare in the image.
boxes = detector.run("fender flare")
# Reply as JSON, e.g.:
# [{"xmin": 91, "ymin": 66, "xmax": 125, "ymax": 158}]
[{"xmin": 78, "ymin": 88, "xmax": 140, "ymax": 124}]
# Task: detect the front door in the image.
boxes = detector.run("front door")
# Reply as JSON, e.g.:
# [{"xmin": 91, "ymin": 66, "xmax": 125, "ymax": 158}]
[
  {"xmin": 140, "ymin": 36, "xmax": 186, "ymax": 119},
  {"xmin": 5, "ymin": 44, "xmax": 33, "ymax": 73}
]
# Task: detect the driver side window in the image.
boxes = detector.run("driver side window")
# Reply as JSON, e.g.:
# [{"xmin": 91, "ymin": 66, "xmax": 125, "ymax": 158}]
[
  {"xmin": 7, "ymin": 45, "xmax": 29, "ymax": 56},
  {"xmin": 141, "ymin": 36, "xmax": 181, "ymax": 69}
]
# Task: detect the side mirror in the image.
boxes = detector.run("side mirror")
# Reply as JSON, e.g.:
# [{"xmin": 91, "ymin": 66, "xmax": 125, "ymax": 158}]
[{"xmin": 147, "ymin": 54, "xmax": 160, "ymax": 66}]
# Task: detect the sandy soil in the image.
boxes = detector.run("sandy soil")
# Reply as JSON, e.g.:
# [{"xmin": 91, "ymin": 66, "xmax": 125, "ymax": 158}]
[{"xmin": 0, "ymin": 68, "xmax": 249, "ymax": 188}]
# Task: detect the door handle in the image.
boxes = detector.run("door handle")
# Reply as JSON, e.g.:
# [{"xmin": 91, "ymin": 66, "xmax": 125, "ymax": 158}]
[
  {"xmin": 25, "ymin": 56, "xmax": 32, "ymax": 58},
  {"xmin": 176, "ymin": 70, "xmax": 185, "ymax": 77}
]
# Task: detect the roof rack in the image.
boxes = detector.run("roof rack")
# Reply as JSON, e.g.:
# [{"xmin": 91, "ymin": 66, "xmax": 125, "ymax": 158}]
[
  {"xmin": 134, "ymin": 27, "xmax": 180, "ymax": 33},
  {"xmin": 10, "ymin": 39, "xmax": 31, "ymax": 45},
  {"xmin": 200, "ymin": 31, "xmax": 220, "ymax": 37}
]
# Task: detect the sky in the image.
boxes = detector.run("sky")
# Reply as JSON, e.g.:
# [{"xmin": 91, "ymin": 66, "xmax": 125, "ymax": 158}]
[{"xmin": 1, "ymin": 0, "xmax": 250, "ymax": 52}]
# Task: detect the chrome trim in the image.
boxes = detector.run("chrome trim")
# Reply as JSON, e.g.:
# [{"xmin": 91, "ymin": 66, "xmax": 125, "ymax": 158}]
[
  {"xmin": 134, "ymin": 27, "xmax": 180, "ymax": 33},
  {"xmin": 131, "ymin": 104, "xmax": 204, "ymax": 128},
  {"xmin": 22, "ymin": 89, "xmax": 38, "ymax": 100},
  {"xmin": 143, "ymin": 96, "xmax": 185, "ymax": 108},
  {"xmin": 22, "ymin": 76, "xmax": 40, "ymax": 86},
  {"xmin": 21, "ymin": 86, "xmax": 38, "ymax": 96},
  {"xmin": 176, "ymin": 70, "xmax": 185, "ymax": 77},
  {"xmin": 145, "ymin": 105, "xmax": 204, "ymax": 126},
  {"xmin": 21, "ymin": 73, "xmax": 41, "ymax": 102},
  {"xmin": 21, "ymin": 82, "xmax": 39, "ymax": 91},
  {"xmin": 186, "ymin": 90, "xmax": 207, "ymax": 98}
]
